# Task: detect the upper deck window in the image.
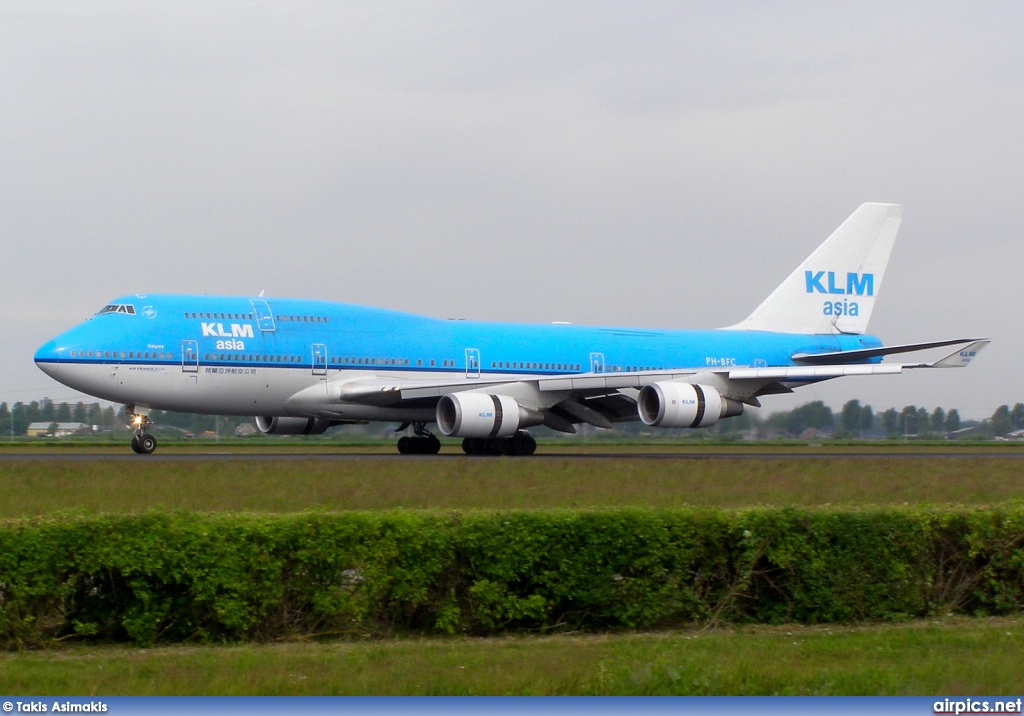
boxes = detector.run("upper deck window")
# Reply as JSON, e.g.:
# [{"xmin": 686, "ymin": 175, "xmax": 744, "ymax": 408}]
[{"xmin": 98, "ymin": 304, "xmax": 136, "ymax": 315}]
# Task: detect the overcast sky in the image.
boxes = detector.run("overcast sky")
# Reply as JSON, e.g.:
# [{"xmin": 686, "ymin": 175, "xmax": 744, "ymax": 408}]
[{"xmin": 2, "ymin": 2, "xmax": 1020, "ymax": 419}]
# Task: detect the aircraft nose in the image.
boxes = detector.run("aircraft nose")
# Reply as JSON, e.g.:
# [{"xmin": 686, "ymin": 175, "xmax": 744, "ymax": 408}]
[{"xmin": 35, "ymin": 336, "xmax": 65, "ymax": 378}]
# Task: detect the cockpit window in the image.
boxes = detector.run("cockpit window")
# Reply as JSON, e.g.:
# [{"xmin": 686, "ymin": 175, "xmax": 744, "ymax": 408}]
[{"xmin": 98, "ymin": 304, "xmax": 136, "ymax": 315}]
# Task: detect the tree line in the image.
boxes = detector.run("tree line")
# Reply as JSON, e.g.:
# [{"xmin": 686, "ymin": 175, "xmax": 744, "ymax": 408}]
[
  {"xmin": 728, "ymin": 399, "xmax": 1024, "ymax": 439},
  {"xmin": 0, "ymin": 400, "xmax": 251, "ymax": 438},
  {"xmin": 2, "ymin": 398, "xmax": 1023, "ymax": 440}
]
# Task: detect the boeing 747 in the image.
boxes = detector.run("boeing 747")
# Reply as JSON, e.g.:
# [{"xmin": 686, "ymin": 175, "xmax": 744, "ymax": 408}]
[{"xmin": 35, "ymin": 203, "xmax": 987, "ymax": 454}]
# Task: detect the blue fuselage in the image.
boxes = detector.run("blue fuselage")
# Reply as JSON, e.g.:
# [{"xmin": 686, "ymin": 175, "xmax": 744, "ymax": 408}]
[{"xmin": 34, "ymin": 293, "xmax": 882, "ymax": 417}]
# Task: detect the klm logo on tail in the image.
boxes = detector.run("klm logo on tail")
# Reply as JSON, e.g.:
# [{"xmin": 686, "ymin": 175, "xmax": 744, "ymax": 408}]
[
  {"xmin": 804, "ymin": 271, "xmax": 874, "ymax": 296},
  {"xmin": 805, "ymin": 271, "xmax": 874, "ymax": 318}
]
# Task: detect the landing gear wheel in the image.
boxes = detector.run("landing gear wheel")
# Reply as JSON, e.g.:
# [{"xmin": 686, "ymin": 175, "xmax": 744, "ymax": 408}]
[
  {"xmin": 462, "ymin": 432, "xmax": 536, "ymax": 456},
  {"xmin": 138, "ymin": 434, "xmax": 157, "ymax": 454},
  {"xmin": 396, "ymin": 426, "xmax": 442, "ymax": 455},
  {"xmin": 509, "ymin": 431, "xmax": 537, "ymax": 456},
  {"xmin": 424, "ymin": 434, "xmax": 441, "ymax": 454},
  {"xmin": 485, "ymin": 438, "xmax": 508, "ymax": 456},
  {"xmin": 128, "ymin": 410, "xmax": 156, "ymax": 455}
]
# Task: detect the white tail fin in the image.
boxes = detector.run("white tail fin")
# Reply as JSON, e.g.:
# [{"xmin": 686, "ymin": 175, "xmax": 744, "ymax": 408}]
[{"xmin": 726, "ymin": 203, "xmax": 903, "ymax": 335}]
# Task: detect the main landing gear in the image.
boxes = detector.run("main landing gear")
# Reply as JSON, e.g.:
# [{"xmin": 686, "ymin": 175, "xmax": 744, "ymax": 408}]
[
  {"xmin": 395, "ymin": 424, "xmax": 537, "ymax": 456},
  {"xmin": 462, "ymin": 430, "xmax": 536, "ymax": 456},
  {"xmin": 397, "ymin": 423, "xmax": 442, "ymax": 455},
  {"xmin": 129, "ymin": 413, "xmax": 157, "ymax": 455}
]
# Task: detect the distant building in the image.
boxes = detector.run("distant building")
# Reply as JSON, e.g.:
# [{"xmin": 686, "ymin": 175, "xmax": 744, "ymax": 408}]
[
  {"xmin": 234, "ymin": 422, "xmax": 257, "ymax": 437},
  {"xmin": 798, "ymin": 427, "xmax": 830, "ymax": 441},
  {"xmin": 26, "ymin": 422, "xmax": 92, "ymax": 437}
]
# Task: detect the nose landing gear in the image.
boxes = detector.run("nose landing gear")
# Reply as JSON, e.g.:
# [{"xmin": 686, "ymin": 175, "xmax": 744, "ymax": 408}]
[
  {"xmin": 128, "ymin": 411, "xmax": 157, "ymax": 455},
  {"xmin": 396, "ymin": 422, "xmax": 441, "ymax": 455}
]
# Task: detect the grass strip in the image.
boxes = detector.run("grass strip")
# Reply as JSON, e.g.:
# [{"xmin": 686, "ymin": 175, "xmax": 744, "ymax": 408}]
[
  {"xmin": 2, "ymin": 456, "xmax": 1024, "ymax": 517},
  {"xmin": 1, "ymin": 617, "xmax": 1021, "ymax": 695}
]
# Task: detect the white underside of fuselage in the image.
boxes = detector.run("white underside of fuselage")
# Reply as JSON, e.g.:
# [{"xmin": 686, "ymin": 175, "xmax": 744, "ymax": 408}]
[{"xmin": 36, "ymin": 361, "xmax": 541, "ymax": 422}]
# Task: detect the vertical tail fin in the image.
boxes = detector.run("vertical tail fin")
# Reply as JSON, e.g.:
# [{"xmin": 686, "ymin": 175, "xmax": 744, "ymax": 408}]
[{"xmin": 726, "ymin": 202, "xmax": 903, "ymax": 335}]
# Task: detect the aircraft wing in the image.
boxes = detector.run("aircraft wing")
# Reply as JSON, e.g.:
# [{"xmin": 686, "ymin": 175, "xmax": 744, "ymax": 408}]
[{"xmin": 316, "ymin": 339, "xmax": 989, "ymax": 425}]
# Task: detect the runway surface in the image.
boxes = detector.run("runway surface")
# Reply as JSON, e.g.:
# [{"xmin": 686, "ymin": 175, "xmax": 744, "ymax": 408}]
[{"xmin": 2, "ymin": 450, "xmax": 1023, "ymax": 461}]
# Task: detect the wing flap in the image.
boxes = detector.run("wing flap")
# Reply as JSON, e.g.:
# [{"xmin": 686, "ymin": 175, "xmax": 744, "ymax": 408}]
[{"xmin": 730, "ymin": 364, "xmax": 904, "ymax": 380}]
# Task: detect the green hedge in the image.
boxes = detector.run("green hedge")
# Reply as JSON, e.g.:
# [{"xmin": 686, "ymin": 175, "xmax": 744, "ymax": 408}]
[{"xmin": 2, "ymin": 507, "xmax": 1023, "ymax": 648}]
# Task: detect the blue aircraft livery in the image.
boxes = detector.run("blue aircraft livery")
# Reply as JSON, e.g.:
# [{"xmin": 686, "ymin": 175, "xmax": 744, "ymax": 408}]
[{"xmin": 35, "ymin": 203, "xmax": 987, "ymax": 454}]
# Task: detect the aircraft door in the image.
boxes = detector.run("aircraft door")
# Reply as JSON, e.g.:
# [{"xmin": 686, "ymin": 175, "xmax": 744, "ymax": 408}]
[
  {"xmin": 181, "ymin": 340, "xmax": 199, "ymax": 373},
  {"xmin": 312, "ymin": 344, "xmax": 327, "ymax": 376},
  {"xmin": 465, "ymin": 348, "xmax": 480, "ymax": 379},
  {"xmin": 250, "ymin": 299, "xmax": 276, "ymax": 332},
  {"xmin": 590, "ymin": 352, "xmax": 605, "ymax": 373}
]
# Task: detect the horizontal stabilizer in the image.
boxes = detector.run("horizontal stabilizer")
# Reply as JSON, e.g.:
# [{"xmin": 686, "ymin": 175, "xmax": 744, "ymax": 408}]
[
  {"xmin": 928, "ymin": 340, "xmax": 990, "ymax": 367},
  {"xmin": 792, "ymin": 338, "xmax": 986, "ymax": 365}
]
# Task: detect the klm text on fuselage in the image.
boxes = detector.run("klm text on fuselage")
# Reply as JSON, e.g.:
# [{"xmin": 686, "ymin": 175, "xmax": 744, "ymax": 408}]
[
  {"xmin": 805, "ymin": 271, "xmax": 874, "ymax": 317},
  {"xmin": 201, "ymin": 323, "xmax": 254, "ymax": 351}
]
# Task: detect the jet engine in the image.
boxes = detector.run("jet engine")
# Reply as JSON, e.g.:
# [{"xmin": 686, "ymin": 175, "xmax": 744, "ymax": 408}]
[
  {"xmin": 637, "ymin": 382, "xmax": 744, "ymax": 429},
  {"xmin": 255, "ymin": 416, "xmax": 332, "ymax": 435},
  {"xmin": 436, "ymin": 393, "xmax": 542, "ymax": 438}
]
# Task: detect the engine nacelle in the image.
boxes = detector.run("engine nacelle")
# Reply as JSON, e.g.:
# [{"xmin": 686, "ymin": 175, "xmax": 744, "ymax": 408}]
[
  {"xmin": 637, "ymin": 382, "xmax": 744, "ymax": 429},
  {"xmin": 436, "ymin": 393, "xmax": 540, "ymax": 438},
  {"xmin": 254, "ymin": 416, "xmax": 332, "ymax": 435}
]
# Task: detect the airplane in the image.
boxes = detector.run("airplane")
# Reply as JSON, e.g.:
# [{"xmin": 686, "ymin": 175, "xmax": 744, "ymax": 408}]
[{"xmin": 34, "ymin": 203, "xmax": 987, "ymax": 455}]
